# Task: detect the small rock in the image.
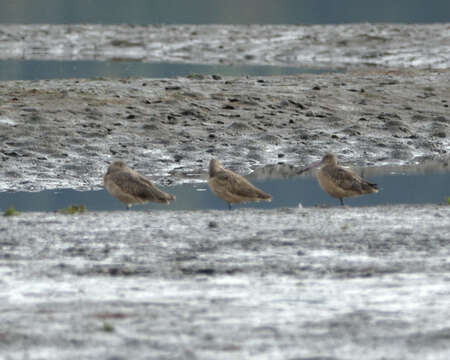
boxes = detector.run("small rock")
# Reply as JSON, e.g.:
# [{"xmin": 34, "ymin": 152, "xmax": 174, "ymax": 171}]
[
  {"xmin": 288, "ymin": 100, "xmax": 306, "ymax": 109},
  {"xmin": 196, "ymin": 268, "xmax": 215, "ymax": 275},
  {"xmin": 430, "ymin": 122, "xmax": 447, "ymax": 138},
  {"xmin": 228, "ymin": 122, "xmax": 252, "ymax": 133},
  {"xmin": 181, "ymin": 108, "xmax": 203, "ymax": 118},
  {"xmin": 174, "ymin": 154, "xmax": 183, "ymax": 162},
  {"xmin": 391, "ymin": 149, "xmax": 413, "ymax": 160},
  {"xmin": 411, "ymin": 114, "xmax": 428, "ymax": 121},
  {"xmin": 208, "ymin": 221, "xmax": 218, "ymax": 228},
  {"xmin": 186, "ymin": 73, "xmax": 206, "ymax": 80},
  {"xmin": 142, "ymin": 123, "xmax": 160, "ymax": 131},
  {"xmin": 377, "ymin": 112, "xmax": 401, "ymax": 120},
  {"xmin": 343, "ymin": 125, "xmax": 362, "ymax": 136},
  {"xmin": 432, "ymin": 131, "xmax": 447, "ymax": 138},
  {"xmin": 259, "ymin": 134, "xmax": 280, "ymax": 145}
]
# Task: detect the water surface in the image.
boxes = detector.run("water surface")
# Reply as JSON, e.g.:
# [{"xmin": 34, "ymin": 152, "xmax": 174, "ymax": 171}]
[
  {"xmin": 0, "ymin": 59, "xmax": 336, "ymax": 81},
  {"xmin": 1, "ymin": 172, "xmax": 448, "ymax": 212},
  {"xmin": 1, "ymin": 0, "xmax": 448, "ymax": 24}
]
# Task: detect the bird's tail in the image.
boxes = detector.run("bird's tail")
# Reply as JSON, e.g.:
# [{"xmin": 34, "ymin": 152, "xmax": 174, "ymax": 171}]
[
  {"xmin": 366, "ymin": 182, "xmax": 379, "ymax": 193},
  {"xmin": 258, "ymin": 191, "xmax": 272, "ymax": 202},
  {"xmin": 165, "ymin": 193, "xmax": 176, "ymax": 202}
]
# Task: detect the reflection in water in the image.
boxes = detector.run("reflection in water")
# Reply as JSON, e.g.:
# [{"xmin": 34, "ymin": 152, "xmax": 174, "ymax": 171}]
[
  {"xmin": 0, "ymin": 59, "xmax": 337, "ymax": 81},
  {"xmin": 0, "ymin": 173, "xmax": 448, "ymax": 212}
]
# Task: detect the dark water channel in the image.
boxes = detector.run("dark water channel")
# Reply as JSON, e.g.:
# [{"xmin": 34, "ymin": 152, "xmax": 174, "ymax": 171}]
[
  {"xmin": 1, "ymin": 0, "xmax": 449, "ymax": 24},
  {"xmin": 1, "ymin": 172, "xmax": 448, "ymax": 212},
  {"xmin": 0, "ymin": 59, "xmax": 336, "ymax": 81}
]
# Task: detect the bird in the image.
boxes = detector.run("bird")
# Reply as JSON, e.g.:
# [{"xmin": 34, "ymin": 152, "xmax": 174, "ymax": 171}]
[
  {"xmin": 208, "ymin": 159, "xmax": 272, "ymax": 210},
  {"xmin": 301, "ymin": 153, "xmax": 378, "ymax": 206},
  {"xmin": 104, "ymin": 161, "xmax": 175, "ymax": 209}
]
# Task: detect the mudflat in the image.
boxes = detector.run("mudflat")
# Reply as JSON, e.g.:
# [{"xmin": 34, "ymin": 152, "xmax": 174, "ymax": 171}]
[
  {"xmin": 0, "ymin": 23, "xmax": 449, "ymax": 360},
  {"xmin": 1, "ymin": 206, "xmax": 449, "ymax": 359},
  {"xmin": 0, "ymin": 68, "xmax": 448, "ymax": 191}
]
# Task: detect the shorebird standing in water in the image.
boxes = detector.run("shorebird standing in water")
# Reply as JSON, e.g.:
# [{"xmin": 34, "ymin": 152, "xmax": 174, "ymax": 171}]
[
  {"xmin": 104, "ymin": 161, "xmax": 175, "ymax": 209},
  {"xmin": 302, "ymin": 153, "xmax": 378, "ymax": 206},
  {"xmin": 208, "ymin": 159, "xmax": 272, "ymax": 210}
]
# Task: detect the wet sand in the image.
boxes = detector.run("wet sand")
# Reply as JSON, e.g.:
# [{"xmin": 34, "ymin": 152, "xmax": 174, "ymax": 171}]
[
  {"xmin": 0, "ymin": 23, "xmax": 449, "ymax": 360},
  {"xmin": 0, "ymin": 68, "xmax": 448, "ymax": 191},
  {"xmin": 0, "ymin": 23, "xmax": 449, "ymax": 191},
  {"xmin": 1, "ymin": 206, "xmax": 449, "ymax": 360},
  {"xmin": 0, "ymin": 23, "xmax": 449, "ymax": 69}
]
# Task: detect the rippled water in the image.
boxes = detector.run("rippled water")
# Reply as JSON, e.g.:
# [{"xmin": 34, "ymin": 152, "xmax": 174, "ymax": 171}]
[{"xmin": 1, "ymin": 172, "xmax": 448, "ymax": 212}]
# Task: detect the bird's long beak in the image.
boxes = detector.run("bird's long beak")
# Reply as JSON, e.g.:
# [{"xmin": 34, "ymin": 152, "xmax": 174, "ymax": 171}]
[{"xmin": 297, "ymin": 159, "xmax": 322, "ymax": 175}]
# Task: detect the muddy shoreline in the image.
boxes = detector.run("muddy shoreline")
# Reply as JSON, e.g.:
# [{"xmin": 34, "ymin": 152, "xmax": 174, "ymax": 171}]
[
  {"xmin": 0, "ymin": 24, "xmax": 449, "ymax": 191},
  {"xmin": 1, "ymin": 23, "xmax": 449, "ymax": 69},
  {"xmin": 0, "ymin": 23, "xmax": 449, "ymax": 360},
  {"xmin": 0, "ymin": 68, "xmax": 449, "ymax": 191},
  {"xmin": 1, "ymin": 206, "xmax": 449, "ymax": 360}
]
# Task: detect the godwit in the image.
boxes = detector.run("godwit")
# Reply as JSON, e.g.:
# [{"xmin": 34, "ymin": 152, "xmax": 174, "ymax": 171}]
[
  {"xmin": 104, "ymin": 161, "xmax": 175, "ymax": 209},
  {"xmin": 302, "ymin": 153, "xmax": 378, "ymax": 206},
  {"xmin": 208, "ymin": 159, "xmax": 272, "ymax": 210}
]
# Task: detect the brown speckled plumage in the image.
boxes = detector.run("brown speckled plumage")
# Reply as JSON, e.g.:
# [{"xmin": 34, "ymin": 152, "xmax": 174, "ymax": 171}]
[
  {"xmin": 315, "ymin": 153, "xmax": 378, "ymax": 205},
  {"xmin": 208, "ymin": 159, "xmax": 272, "ymax": 209},
  {"xmin": 104, "ymin": 161, "xmax": 175, "ymax": 208}
]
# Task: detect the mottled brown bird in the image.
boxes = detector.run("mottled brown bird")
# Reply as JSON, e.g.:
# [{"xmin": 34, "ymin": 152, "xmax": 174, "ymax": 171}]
[
  {"xmin": 104, "ymin": 161, "xmax": 175, "ymax": 209},
  {"xmin": 303, "ymin": 153, "xmax": 378, "ymax": 206},
  {"xmin": 208, "ymin": 159, "xmax": 272, "ymax": 210}
]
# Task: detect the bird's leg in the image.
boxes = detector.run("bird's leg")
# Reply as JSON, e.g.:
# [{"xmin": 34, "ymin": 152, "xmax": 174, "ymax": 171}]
[{"xmin": 339, "ymin": 198, "xmax": 344, "ymax": 206}]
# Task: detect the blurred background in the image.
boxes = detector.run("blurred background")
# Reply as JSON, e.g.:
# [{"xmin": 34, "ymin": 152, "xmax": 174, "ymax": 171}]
[
  {"xmin": 0, "ymin": 0, "xmax": 448, "ymax": 81},
  {"xmin": 0, "ymin": 0, "xmax": 449, "ymax": 24}
]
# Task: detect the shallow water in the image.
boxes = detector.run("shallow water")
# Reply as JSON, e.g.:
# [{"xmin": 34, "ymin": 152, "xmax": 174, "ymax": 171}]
[
  {"xmin": 0, "ymin": 59, "xmax": 337, "ymax": 81},
  {"xmin": 1, "ymin": 0, "xmax": 449, "ymax": 24},
  {"xmin": 1, "ymin": 172, "xmax": 448, "ymax": 212}
]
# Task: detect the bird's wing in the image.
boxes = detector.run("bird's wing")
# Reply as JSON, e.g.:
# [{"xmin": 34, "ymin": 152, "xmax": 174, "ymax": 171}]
[
  {"xmin": 215, "ymin": 170, "xmax": 270, "ymax": 199},
  {"xmin": 333, "ymin": 167, "xmax": 365, "ymax": 192},
  {"xmin": 114, "ymin": 172, "xmax": 174, "ymax": 202}
]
